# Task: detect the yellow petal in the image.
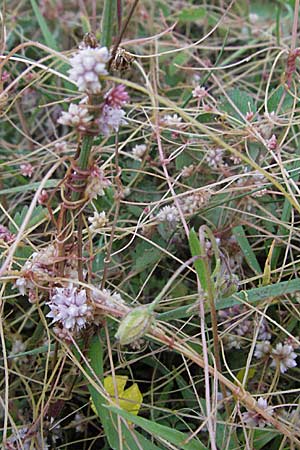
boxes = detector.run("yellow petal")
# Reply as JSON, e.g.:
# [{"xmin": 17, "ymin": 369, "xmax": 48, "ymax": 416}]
[
  {"xmin": 119, "ymin": 383, "xmax": 143, "ymax": 415},
  {"xmin": 104, "ymin": 375, "xmax": 128, "ymax": 398}
]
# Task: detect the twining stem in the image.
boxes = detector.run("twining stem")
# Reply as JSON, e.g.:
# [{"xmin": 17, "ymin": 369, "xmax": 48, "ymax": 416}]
[
  {"xmin": 197, "ymin": 226, "xmax": 231, "ymax": 417},
  {"xmin": 101, "ymin": 135, "xmax": 122, "ymax": 289}
]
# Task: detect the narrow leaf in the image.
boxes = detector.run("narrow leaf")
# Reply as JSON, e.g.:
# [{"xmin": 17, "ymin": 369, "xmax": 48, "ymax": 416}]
[
  {"xmin": 30, "ymin": 0, "xmax": 58, "ymax": 50},
  {"xmin": 105, "ymin": 405, "xmax": 208, "ymax": 450},
  {"xmin": 233, "ymin": 225, "xmax": 262, "ymax": 275},
  {"xmin": 188, "ymin": 228, "xmax": 207, "ymax": 292}
]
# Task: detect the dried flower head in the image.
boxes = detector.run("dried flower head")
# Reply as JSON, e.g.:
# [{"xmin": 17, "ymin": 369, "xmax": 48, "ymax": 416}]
[
  {"xmin": 68, "ymin": 46, "xmax": 110, "ymax": 93},
  {"xmin": 179, "ymin": 190, "xmax": 212, "ymax": 215},
  {"xmin": 47, "ymin": 285, "xmax": 92, "ymax": 331}
]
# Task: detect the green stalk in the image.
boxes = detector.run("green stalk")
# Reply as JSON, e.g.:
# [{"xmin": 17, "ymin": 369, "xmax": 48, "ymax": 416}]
[{"xmin": 101, "ymin": 0, "xmax": 117, "ymax": 48}]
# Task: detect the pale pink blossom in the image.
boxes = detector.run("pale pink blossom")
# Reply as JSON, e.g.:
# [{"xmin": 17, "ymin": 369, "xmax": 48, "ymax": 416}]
[
  {"xmin": 105, "ymin": 84, "xmax": 129, "ymax": 108},
  {"xmin": 20, "ymin": 163, "xmax": 34, "ymax": 177},
  {"xmin": 47, "ymin": 285, "xmax": 92, "ymax": 331},
  {"xmin": 68, "ymin": 46, "xmax": 110, "ymax": 93}
]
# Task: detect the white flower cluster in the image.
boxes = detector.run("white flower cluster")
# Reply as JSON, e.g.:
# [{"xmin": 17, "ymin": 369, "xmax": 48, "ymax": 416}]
[
  {"xmin": 47, "ymin": 285, "xmax": 92, "ymax": 331},
  {"xmin": 88, "ymin": 211, "xmax": 107, "ymax": 233},
  {"xmin": 219, "ymin": 306, "xmax": 271, "ymax": 350},
  {"xmin": 192, "ymin": 85, "xmax": 207, "ymax": 100},
  {"xmin": 254, "ymin": 341, "xmax": 298, "ymax": 373},
  {"xmin": 237, "ymin": 169, "xmax": 267, "ymax": 198},
  {"xmin": 242, "ymin": 397, "xmax": 273, "ymax": 428},
  {"xmin": 163, "ymin": 114, "xmax": 183, "ymax": 128},
  {"xmin": 205, "ymin": 148, "xmax": 224, "ymax": 168},
  {"xmin": 91, "ymin": 288, "xmax": 127, "ymax": 313},
  {"xmin": 15, "ymin": 245, "xmax": 57, "ymax": 299},
  {"xmin": 154, "ymin": 190, "xmax": 212, "ymax": 227},
  {"xmin": 156, "ymin": 205, "xmax": 180, "ymax": 226},
  {"xmin": 132, "ymin": 144, "xmax": 147, "ymax": 160},
  {"xmin": 5, "ymin": 426, "xmax": 49, "ymax": 450},
  {"xmin": 85, "ymin": 167, "xmax": 111, "ymax": 199},
  {"xmin": 58, "ymin": 103, "xmax": 92, "ymax": 131},
  {"xmin": 270, "ymin": 342, "xmax": 297, "ymax": 373},
  {"xmin": 97, "ymin": 105, "xmax": 127, "ymax": 136},
  {"xmin": 179, "ymin": 190, "xmax": 212, "ymax": 215},
  {"xmin": 69, "ymin": 46, "xmax": 110, "ymax": 93}
]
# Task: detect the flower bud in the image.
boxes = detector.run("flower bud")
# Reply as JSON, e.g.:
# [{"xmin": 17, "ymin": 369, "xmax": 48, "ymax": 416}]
[
  {"xmin": 218, "ymin": 273, "xmax": 239, "ymax": 298},
  {"xmin": 115, "ymin": 306, "xmax": 154, "ymax": 346}
]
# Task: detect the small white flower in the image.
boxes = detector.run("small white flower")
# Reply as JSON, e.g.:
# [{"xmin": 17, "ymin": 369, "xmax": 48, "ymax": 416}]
[
  {"xmin": 20, "ymin": 163, "xmax": 34, "ymax": 177},
  {"xmin": 85, "ymin": 169, "xmax": 111, "ymax": 199},
  {"xmin": 98, "ymin": 105, "xmax": 127, "ymax": 136},
  {"xmin": 205, "ymin": 148, "xmax": 224, "ymax": 168},
  {"xmin": 58, "ymin": 103, "xmax": 93, "ymax": 130},
  {"xmin": 192, "ymin": 85, "xmax": 207, "ymax": 99},
  {"xmin": 258, "ymin": 319, "xmax": 272, "ymax": 340},
  {"xmin": 270, "ymin": 343, "xmax": 297, "ymax": 373},
  {"xmin": 156, "ymin": 205, "xmax": 180, "ymax": 225},
  {"xmin": 69, "ymin": 46, "xmax": 110, "ymax": 93},
  {"xmin": 254, "ymin": 341, "xmax": 271, "ymax": 359},
  {"xmin": 88, "ymin": 211, "xmax": 107, "ymax": 233},
  {"xmin": 179, "ymin": 190, "xmax": 212, "ymax": 215},
  {"xmin": 10, "ymin": 339, "xmax": 26, "ymax": 356},
  {"xmin": 266, "ymin": 134, "xmax": 277, "ymax": 150},
  {"xmin": 47, "ymin": 285, "xmax": 92, "ymax": 331},
  {"xmin": 91, "ymin": 288, "xmax": 126, "ymax": 312},
  {"xmin": 15, "ymin": 277, "xmax": 31, "ymax": 296},
  {"xmin": 132, "ymin": 144, "xmax": 147, "ymax": 160},
  {"xmin": 242, "ymin": 397, "xmax": 273, "ymax": 428},
  {"xmin": 163, "ymin": 114, "xmax": 182, "ymax": 128},
  {"xmin": 181, "ymin": 164, "xmax": 195, "ymax": 178}
]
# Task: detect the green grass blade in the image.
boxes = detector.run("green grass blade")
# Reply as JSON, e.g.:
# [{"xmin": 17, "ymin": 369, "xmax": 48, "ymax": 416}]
[
  {"xmin": 105, "ymin": 405, "xmax": 209, "ymax": 450},
  {"xmin": 86, "ymin": 335, "xmax": 161, "ymax": 450},
  {"xmin": 158, "ymin": 278, "xmax": 300, "ymax": 320},
  {"xmin": 101, "ymin": 0, "xmax": 117, "ymax": 48},
  {"xmin": 188, "ymin": 228, "xmax": 207, "ymax": 292},
  {"xmin": 0, "ymin": 179, "xmax": 59, "ymax": 196},
  {"xmin": 232, "ymin": 225, "xmax": 262, "ymax": 275},
  {"xmin": 30, "ymin": 0, "xmax": 59, "ymax": 50}
]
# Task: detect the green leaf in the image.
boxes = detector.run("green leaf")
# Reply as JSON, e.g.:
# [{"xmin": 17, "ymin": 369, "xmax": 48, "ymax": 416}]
[
  {"xmin": 0, "ymin": 179, "xmax": 58, "ymax": 196},
  {"xmin": 178, "ymin": 7, "xmax": 206, "ymax": 22},
  {"xmin": 86, "ymin": 335, "xmax": 161, "ymax": 450},
  {"xmin": 10, "ymin": 205, "xmax": 48, "ymax": 233},
  {"xmin": 267, "ymin": 86, "xmax": 293, "ymax": 114},
  {"xmin": 232, "ymin": 225, "xmax": 262, "ymax": 275},
  {"xmin": 30, "ymin": 0, "xmax": 58, "ymax": 50},
  {"xmin": 157, "ymin": 278, "xmax": 300, "ymax": 320},
  {"xmin": 105, "ymin": 405, "xmax": 208, "ymax": 450},
  {"xmin": 188, "ymin": 228, "xmax": 207, "ymax": 292},
  {"xmin": 132, "ymin": 241, "xmax": 163, "ymax": 273},
  {"xmin": 220, "ymin": 89, "xmax": 255, "ymax": 121},
  {"xmin": 101, "ymin": 0, "xmax": 117, "ymax": 48}
]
